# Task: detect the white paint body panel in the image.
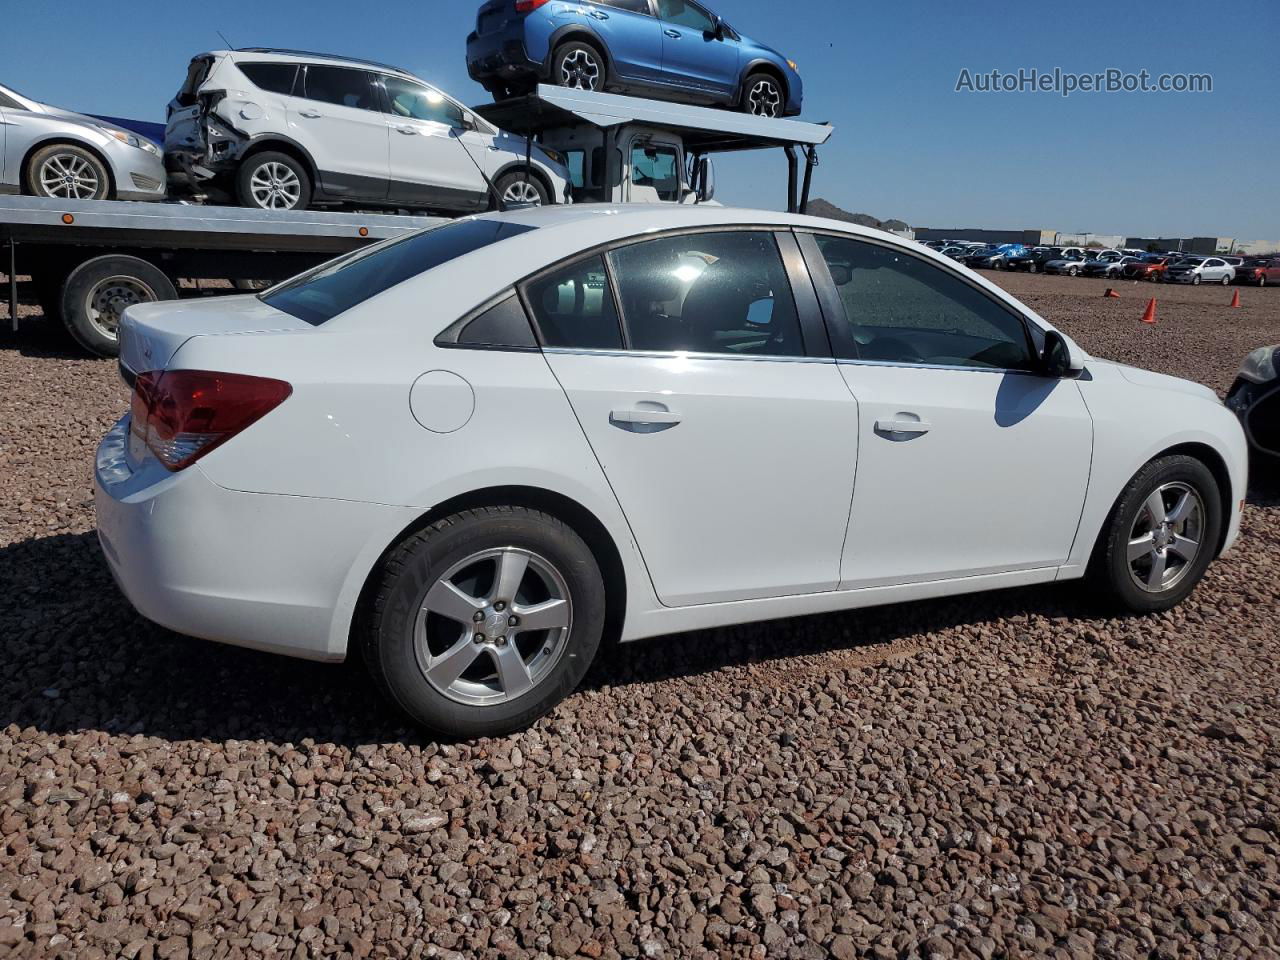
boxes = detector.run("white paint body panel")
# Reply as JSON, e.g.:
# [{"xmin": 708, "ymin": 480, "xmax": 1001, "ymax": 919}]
[{"xmin": 96, "ymin": 205, "xmax": 1249, "ymax": 663}]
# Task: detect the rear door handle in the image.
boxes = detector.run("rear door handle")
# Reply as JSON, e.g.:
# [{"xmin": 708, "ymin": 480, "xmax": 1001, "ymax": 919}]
[
  {"xmin": 610, "ymin": 406, "xmax": 682, "ymax": 432},
  {"xmin": 298, "ymin": 109, "xmax": 322, "ymax": 119},
  {"xmin": 664, "ymin": 29, "xmax": 682, "ymax": 38},
  {"xmin": 875, "ymin": 417, "xmax": 932, "ymax": 436}
]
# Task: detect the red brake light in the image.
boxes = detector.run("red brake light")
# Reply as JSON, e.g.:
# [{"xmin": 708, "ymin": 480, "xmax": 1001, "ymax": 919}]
[
  {"xmin": 515, "ymin": 0, "xmax": 551, "ymax": 10},
  {"xmin": 130, "ymin": 370, "xmax": 292, "ymax": 471}
]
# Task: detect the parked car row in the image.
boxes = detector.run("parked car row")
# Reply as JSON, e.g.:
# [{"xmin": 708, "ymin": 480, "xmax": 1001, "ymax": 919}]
[{"xmin": 925, "ymin": 239, "xmax": 1279, "ymax": 286}]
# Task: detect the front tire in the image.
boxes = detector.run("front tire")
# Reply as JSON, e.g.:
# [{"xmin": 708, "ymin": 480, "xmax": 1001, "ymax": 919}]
[
  {"xmin": 551, "ymin": 41, "xmax": 607, "ymax": 92},
  {"xmin": 1221, "ymin": 274, "xmax": 1231, "ymax": 286},
  {"xmin": 25, "ymin": 144, "xmax": 111, "ymax": 201},
  {"xmin": 363, "ymin": 506, "xmax": 606, "ymax": 739},
  {"xmin": 1089, "ymin": 455, "xmax": 1222, "ymax": 615},
  {"xmin": 742, "ymin": 72, "xmax": 784, "ymax": 117},
  {"xmin": 495, "ymin": 170, "xmax": 550, "ymax": 208},
  {"xmin": 236, "ymin": 151, "xmax": 312, "ymax": 210},
  {"xmin": 1067, "ymin": 266, "xmax": 1079, "ymax": 277}
]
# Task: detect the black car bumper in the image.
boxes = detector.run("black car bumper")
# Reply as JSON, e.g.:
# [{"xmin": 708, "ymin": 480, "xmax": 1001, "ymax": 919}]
[
  {"xmin": 467, "ymin": 38, "xmax": 543, "ymax": 85},
  {"xmin": 1226, "ymin": 377, "xmax": 1280, "ymax": 461}
]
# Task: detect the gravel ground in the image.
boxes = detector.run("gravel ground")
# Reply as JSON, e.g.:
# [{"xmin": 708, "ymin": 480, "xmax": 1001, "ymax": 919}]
[{"xmin": 1, "ymin": 275, "xmax": 1278, "ymax": 960}]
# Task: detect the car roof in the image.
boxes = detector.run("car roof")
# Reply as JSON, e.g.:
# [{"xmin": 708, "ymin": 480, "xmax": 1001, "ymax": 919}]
[{"xmin": 208, "ymin": 48, "xmax": 417, "ymax": 81}]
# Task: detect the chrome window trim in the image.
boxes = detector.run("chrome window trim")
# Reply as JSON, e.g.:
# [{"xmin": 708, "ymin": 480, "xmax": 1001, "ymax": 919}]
[
  {"xmin": 836, "ymin": 358, "xmax": 1042, "ymax": 377},
  {"xmin": 542, "ymin": 347, "xmax": 838, "ymax": 365}
]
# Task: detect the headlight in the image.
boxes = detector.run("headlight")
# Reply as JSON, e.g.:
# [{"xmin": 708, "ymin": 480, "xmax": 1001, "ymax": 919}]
[
  {"xmin": 1239, "ymin": 346, "xmax": 1280, "ymax": 385},
  {"xmin": 787, "ymin": 59, "xmax": 800, "ymax": 73},
  {"xmin": 99, "ymin": 126, "xmax": 161, "ymax": 157},
  {"xmin": 540, "ymin": 147, "xmax": 565, "ymax": 166}
]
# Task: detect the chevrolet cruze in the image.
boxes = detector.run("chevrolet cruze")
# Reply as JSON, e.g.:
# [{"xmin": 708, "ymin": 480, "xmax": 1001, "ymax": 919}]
[{"xmin": 97, "ymin": 206, "xmax": 1247, "ymax": 738}]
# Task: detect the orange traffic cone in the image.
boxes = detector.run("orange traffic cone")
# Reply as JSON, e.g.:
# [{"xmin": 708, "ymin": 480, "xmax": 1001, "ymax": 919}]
[
  {"xmin": 1230, "ymin": 289, "xmax": 1241, "ymax": 308},
  {"xmin": 1141, "ymin": 299, "xmax": 1158, "ymax": 325},
  {"xmin": 1104, "ymin": 288, "xmax": 1120, "ymax": 298}
]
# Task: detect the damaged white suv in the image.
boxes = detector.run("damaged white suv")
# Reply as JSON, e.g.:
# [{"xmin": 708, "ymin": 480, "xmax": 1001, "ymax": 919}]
[{"xmin": 164, "ymin": 49, "xmax": 571, "ymax": 212}]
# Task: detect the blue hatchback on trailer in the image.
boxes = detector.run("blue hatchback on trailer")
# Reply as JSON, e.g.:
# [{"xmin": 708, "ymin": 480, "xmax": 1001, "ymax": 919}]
[{"xmin": 466, "ymin": 0, "xmax": 803, "ymax": 117}]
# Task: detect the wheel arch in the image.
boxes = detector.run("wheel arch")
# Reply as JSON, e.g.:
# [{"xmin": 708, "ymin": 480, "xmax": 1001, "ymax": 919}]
[
  {"xmin": 738, "ymin": 60, "xmax": 789, "ymax": 102},
  {"xmin": 21, "ymin": 137, "xmax": 118, "ymax": 198},
  {"xmin": 239, "ymin": 136, "xmax": 319, "ymax": 186},
  {"xmin": 349, "ymin": 485, "xmax": 628, "ymax": 658},
  {"xmin": 492, "ymin": 162, "xmax": 555, "ymax": 203},
  {"xmin": 1089, "ymin": 441, "xmax": 1236, "ymax": 568},
  {"xmin": 546, "ymin": 25, "xmax": 611, "ymax": 74}
]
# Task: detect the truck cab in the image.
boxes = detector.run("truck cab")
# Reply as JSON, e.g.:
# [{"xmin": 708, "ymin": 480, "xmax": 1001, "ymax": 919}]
[{"xmin": 475, "ymin": 85, "xmax": 831, "ymax": 211}]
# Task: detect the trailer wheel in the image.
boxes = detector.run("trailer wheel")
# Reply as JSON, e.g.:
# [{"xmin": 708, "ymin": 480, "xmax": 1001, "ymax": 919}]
[{"xmin": 61, "ymin": 255, "xmax": 177, "ymax": 358}]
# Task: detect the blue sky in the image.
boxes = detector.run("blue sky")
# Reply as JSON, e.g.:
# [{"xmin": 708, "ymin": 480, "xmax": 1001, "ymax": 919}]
[{"xmin": 5, "ymin": 0, "xmax": 1276, "ymax": 239}]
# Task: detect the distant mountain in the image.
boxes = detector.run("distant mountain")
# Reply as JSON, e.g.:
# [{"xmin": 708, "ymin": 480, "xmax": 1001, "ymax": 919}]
[{"xmin": 806, "ymin": 199, "xmax": 911, "ymax": 233}]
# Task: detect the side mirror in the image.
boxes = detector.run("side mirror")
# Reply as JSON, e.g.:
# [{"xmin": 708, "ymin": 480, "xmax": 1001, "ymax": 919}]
[
  {"xmin": 711, "ymin": 16, "xmax": 726, "ymax": 40},
  {"xmin": 696, "ymin": 157, "xmax": 716, "ymax": 203},
  {"xmin": 1041, "ymin": 330, "xmax": 1084, "ymax": 378},
  {"xmin": 458, "ymin": 111, "xmax": 477, "ymax": 132}
]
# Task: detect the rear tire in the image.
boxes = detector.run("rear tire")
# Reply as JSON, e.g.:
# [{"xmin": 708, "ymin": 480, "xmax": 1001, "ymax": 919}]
[
  {"xmin": 1221, "ymin": 274, "xmax": 1231, "ymax": 286},
  {"xmin": 1088, "ymin": 455, "xmax": 1222, "ymax": 615},
  {"xmin": 236, "ymin": 151, "xmax": 312, "ymax": 211},
  {"xmin": 60, "ymin": 255, "xmax": 177, "ymax": 357},
  {"xmin": 550, "ymin": 41, "xmax": 607, "ymax": 92},
  {"xmin": 362, "ymin": 506, "xmax": 607, "ymax": 739},
  {"xmin": 25, "ymin": 143, "xmax": 111, "ymax": 201}
]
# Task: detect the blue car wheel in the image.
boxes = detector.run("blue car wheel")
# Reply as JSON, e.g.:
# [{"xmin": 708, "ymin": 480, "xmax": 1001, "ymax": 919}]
[
  {"xmin": 552, "ymin": 41, "xmax": 607, "ymax": 92},
  {"xmin": 742, "ymin": 72, "xmax": 784, "ymax": 117}
]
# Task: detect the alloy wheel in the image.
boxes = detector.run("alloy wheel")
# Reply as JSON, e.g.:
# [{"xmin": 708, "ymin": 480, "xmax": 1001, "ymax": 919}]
[
  {"xmin": 83, "ymin": 275, "xmax": 157, "ymax": 340},
  {"xmin": 248, "ymin": 161, "xmax": 302, "ymax": 210},
  {"xmin": 559, "ymin": 49, "xmax": 601, "ymax": 91},
  {"xmin": 502, "ymin": 180, "xmax": 543, "ymax": 206},
  {"xmin": 747, "ymin": 80, "xmax": 782, "ymax": 117},
  {"xmin": 414, "ymin": 548, "xmax": 573, "ymax": 707},
  {"xmin": 39, "ymin": 153, "xmax": 101, "ymax": 199},
  {"xmin": 1126, "ymin": 481, "xmax": 1205, "ymax": 593}
]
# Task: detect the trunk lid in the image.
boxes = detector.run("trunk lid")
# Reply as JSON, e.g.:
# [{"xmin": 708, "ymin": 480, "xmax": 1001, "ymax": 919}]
[{"xmin": 119, "ymin": 295, "xmax": 312, "ymax": 375}]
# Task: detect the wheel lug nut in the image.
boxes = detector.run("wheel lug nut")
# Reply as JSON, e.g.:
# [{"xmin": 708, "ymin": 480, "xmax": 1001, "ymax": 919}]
[
  {"xmin": 496, "ymin": 636, "xmax": 508, "ymax": 648},
  {"xmin": 494, "ymin": 601, "xmax": 506, "ymax": 612},
  {"xmin": 508, "ymin": 616, "xmax": 519, "ymax": 627},
  {"xmin": 474, "ymin": 633, "xmax": 485, "ymax": 645},
  {"xmin": 473, "ymin": 611, "xmax": 485, "ymax": 623}
]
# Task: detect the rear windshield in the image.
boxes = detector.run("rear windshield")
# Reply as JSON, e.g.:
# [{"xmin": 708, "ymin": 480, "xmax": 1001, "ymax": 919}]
[{"xmin": 262, "ymin": 219, "xmax": 537, "ymax": 326}]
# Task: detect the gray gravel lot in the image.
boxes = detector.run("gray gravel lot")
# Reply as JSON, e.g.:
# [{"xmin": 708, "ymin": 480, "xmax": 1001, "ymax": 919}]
[{"xmin": 1, "ymin": 275, "xmax": 1278, "ymax": 959}]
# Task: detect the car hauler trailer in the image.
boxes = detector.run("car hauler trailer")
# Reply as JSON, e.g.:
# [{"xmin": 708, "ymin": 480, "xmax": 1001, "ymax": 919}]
[
  {"xmin": 475, "ymin": 85, "xmax": 833, "ymax": 212},
  {"xmin": 0, "ymin": 198, "xmax": 442, "ymax": 357},
  {"xmin": 3, "ymin": 87, "xmax": 833, "ymax": 359}
]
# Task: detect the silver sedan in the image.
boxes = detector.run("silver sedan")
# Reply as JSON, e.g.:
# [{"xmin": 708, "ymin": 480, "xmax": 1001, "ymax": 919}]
[{"xmin": 0, "ymin": 82, "xmax": 166, "ymax": 202}]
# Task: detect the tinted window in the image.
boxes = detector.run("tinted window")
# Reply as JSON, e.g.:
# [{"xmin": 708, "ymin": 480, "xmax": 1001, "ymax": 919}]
[
  {"xmin": 382, "ymin": 76, "xmax": 464, "ymax": 126},
  {"xmin": 631, "ymin": 145, "xmax": 681, "ymax": 202},
  {"xmin": 564, "ymin": 150, "xmax": 586, "ymax": 189},
  {"xmin": 601, "ymin": 0, "xmax": 652, "ymax": 11},
  {"xmin": 814, "ymin": 234, "xmax": 1036, "ymax": 371},
  {"xmin": 263, "ymin": 220, "xmax": 537, "ymax": 326},
  {"xmin": 438, "ymin": 294, "xmax": 538, "ymax": 350},
  {"xmin": 0, "ymin": 92, "xmax": 19, "ymax": 110},
  {"xmin": 239, "ymin": 63, "xmax": 298, "ymax": 95},
  {"xmin": 524, "ymin": 256, "xmax": 624, "ymax": 350},
  {"xmin": 610, "ymin": 231, "xmax": 804, "ymax": 357},
  {"xmin": 176, "ymin": 57, "xmax": 214, "ymax": 107},
  {"xmin": 302, "ymin": 65, "xmax": 376, "ymax": 110},
  {"xmin": 655, "ymin": 0, "xmax": 715, "ymax": 31}
]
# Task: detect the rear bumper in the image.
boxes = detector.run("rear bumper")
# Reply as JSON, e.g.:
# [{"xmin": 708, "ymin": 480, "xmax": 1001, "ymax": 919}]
[
  {"xmin": 94, "ymin": 416, "xmax": 419, "ymax": 662},
  {"xmin": 467, "ymin": 33, "xmax": 545, "ymax": 85}
]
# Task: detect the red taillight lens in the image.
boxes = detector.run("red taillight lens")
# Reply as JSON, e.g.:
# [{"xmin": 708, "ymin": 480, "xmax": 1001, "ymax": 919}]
[
  {"xmin": 130, "ymin": 370, "xmax": 292, "ymax": 471},
  {"xmin": 515, "ymin": 0, "xmax": 551, "ymax": 11}
]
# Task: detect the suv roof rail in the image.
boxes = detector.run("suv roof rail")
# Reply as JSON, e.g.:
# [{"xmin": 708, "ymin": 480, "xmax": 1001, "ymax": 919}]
[{"xmin": 236, "ymin": 48, "xmax": 411, "ymax": 75}]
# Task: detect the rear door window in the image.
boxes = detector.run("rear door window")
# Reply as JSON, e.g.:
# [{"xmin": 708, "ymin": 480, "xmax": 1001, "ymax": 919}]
[
  {"xmin": 262, "ymin": 220, "xmax": 537, "ymax": 326},
  {"xmin": 301, "ymin": 65, "xmax": 378, "ymax": 111},
  {"xmin": 239, "ymin": 62, "xmax": 299, "ymax": 96}
]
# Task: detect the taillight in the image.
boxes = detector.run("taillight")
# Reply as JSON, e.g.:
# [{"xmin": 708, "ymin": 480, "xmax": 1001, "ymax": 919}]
[
  {"xmin": 515, "ymin": 0, "xmax": 551, "ymax": 10},
  {"xmin": 129, "ymin": 370, "xmax": 292, "ymax": 471}
]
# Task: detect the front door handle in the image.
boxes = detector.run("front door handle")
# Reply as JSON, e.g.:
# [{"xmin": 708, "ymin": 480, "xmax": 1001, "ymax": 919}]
[
  {"xmin": 588, "ymin": 8, "xmax": 609, "ymax": 18},
  {"xmin": 297, "ymin": 109, "xmax": 322, "ymax": 119},
  {"xmin": 393, "ymin": 125, "xmax": 418, "ymax": 135},
  {"xmin": 664, "ymin": 29, "xmax": 682, "ymax": 38},
  {"xmin": 875, "ymin": 417, "xmax": 932, "ymax": 436},
  {"xmin": 610, "ymin": 406, "xmax": 682, "ymax": 432}
]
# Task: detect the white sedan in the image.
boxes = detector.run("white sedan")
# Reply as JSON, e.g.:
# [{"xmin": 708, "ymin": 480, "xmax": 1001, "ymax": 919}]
[{"xmin": 96, "ymin": 206, "xmax": 1248, "ymax": 738}]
